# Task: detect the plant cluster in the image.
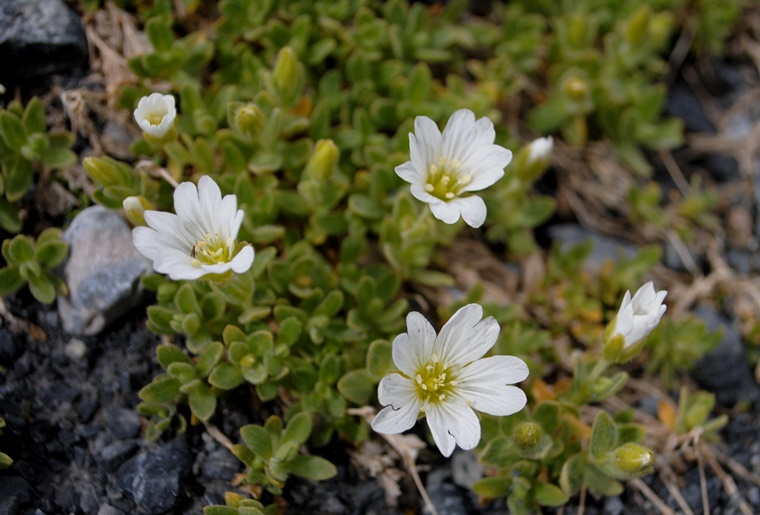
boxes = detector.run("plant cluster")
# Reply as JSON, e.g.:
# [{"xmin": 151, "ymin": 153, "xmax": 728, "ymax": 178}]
[{"xmin": 0, "ymin": 0, "xmax": 743, "ymax": 512}]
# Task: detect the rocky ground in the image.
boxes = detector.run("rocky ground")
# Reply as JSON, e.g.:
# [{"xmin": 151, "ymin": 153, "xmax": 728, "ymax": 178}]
[{"xmin": 2, "ymin": 0, "xmax": 760, "ymax": 514}]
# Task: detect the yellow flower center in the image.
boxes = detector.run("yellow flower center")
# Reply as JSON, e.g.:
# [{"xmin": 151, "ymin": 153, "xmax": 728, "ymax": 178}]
[
  {"xmin": 415, "ymin": 354, "xmax": 458, "ymax": 405},
  {"xmin": 424, "ymin": 157, "xmax": 472, "ymax": 201},
  {"xmin": 190, "ymin": 232, "xmax": 234, "ymax": 267},
  {"xmin": 145, "ymin": 112, "xmax": 166, "ymax": 125}
]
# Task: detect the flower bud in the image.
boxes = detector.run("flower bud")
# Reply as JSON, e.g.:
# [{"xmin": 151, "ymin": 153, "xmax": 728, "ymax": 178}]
[
  {"xmin": 513, "ymin": 422, "xmax": 543, "ymax": 451},
  {"xmin": 514, "ymin": 136, "xmax": 553, "ymax": 182},
  {"xmin": 273, "ymin": 46, "xmax": 302, "ymax": 105},
  {"xmin": 305, "ymin": 139, "xmax": 339, "ymax": 180},
  {"xmin": 134, "ymin": 93, "xmax": 177, "ymax": 144},
  {"xmin": 122, "ymin": 195, "xmax": 155, "ymax": 227},
  {"xmin": 239, "ymin": 354, "xmax": 256, "ymax": 369},
  {"xmin": 234, "ymin": 103, "xmax": 264, "ymax": 140},
  {"xmin": 611, "ymin": 443, "xmax": 654, "ymax": 478},
  {"xmin": 603, "ymin": 282, "xmax": 667, "ymax": 363},
  {"xmin": 562, "ymin": 76, "xmax": 589, "ymax": 102},
  {"xmin": 624, "ymin": 5, "xmax": 651, "ymax": 47}
]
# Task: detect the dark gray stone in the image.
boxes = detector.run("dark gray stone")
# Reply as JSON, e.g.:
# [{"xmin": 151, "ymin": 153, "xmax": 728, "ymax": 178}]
[
  {"xmin": 98, "ymin": 504, "xmax": 126, "ymax": 515},
  {"xmin": 200, "ymin": 447, "xmax": 240, "ymax": 481},
  {"xmin": 58, "ymin": 206, "xmax": 152, "ymax": 336},
  {"xmin": 0, "ymin": 0, "xmax": 88, "ymax": 81},
  {"xmin": 665, "ymin": 85, "xmax": 715, "ymax": 133},
  {"xmin": 117, "ymin": 437, "xmax": 191, "ymax": 514},
  {"xmin": 107, "ymin": 407, "xmax": 142, "ymax": 440},
  {"xmin": 99, "ymin": 440, "xmax": 139, "ymax": 472},
  {"xmin": 0, "ymin": 476, "xmax": 31, "ymax": 514},
  {"xmin": 450, "ymin": 450, "xmax": 482, "ymax": 489},
  {"xmin": 548, "ymin": 224, "xmax": 638, "ymax": 271},
  {"xmin": 691, "ymin": 305, "xmax": 760, "ymax": 406}
]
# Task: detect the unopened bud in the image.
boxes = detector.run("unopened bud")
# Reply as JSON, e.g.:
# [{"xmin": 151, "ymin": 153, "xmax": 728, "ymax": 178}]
[
  {"xmin": 612, "ymin": 443, "xmax": 654, "ymax": 477},
  {"xmin": 239, "ymin": 354, "xmax": 256, "ymax": 369},
  {"xmin": 122, "ymin": 195, "xmax": 155, "ymax": 226},
  {"xmin": 513, "ymin": 422, "xmax": 543, "ymax": 451},
  {"xmin": 273, "ymin": 46, "xmax": 302, "ymax": 105},
  {"xmin": 624, "ymin": 5, "xmax": 651, "ymax": 46},
  {"xmin": 514, "ymin": 136, "xmax": 553, "ymax": 182},
  {"xmin": 234, "ymin": 103, "xmax": 264, "ymax": 140},
  {"xmin": 306, "ymin": 139, "xmax": 339, "ymax": 180},
  {"xmin": 563, "ymin": 77, "xmax": 589, "ymax": 102}
]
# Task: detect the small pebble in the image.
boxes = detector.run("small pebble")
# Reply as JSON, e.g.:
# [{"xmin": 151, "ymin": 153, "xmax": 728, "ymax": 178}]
[{"xmin": 65, "ymin": 338, "xmax": 88, "ymax": 360}]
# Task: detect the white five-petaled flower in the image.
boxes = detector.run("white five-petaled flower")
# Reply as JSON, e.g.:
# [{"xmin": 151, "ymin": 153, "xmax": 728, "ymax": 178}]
[
  {"xmin": 134, "ymin": 93, "xmax": 177, "ymax": 139},
  {"xmin": 372, "ymin": 304, "xmax": 529, "ymax": 457},
  {"xmin": 611, "ymin": 281, "xmax": 667, "ymax": 349},
  {"xmin": 132, "ymin": 176, "xmax": 254, "ymax": 281},
  {"xmin": 395, "ymin": 109, "xmax": 512, "ymax": 228}
]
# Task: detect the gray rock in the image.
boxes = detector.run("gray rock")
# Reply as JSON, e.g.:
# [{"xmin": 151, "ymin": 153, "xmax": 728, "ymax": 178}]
[
  {"xmin": 58, "ymin": 206, "xmax": 151, "ymax": 336},
  {"xmin": 117, "ymin": 437, "xmax": 191, "ymax": 514},
  {"xmin": 200, "ymin": 447, "xmax": 240, "ymax": 481},
  {"xmin": 107, "ymin": 407, "xmax": 142, "ymax": 440},
  {"xmin": 98, "ymin": 504, "xmax": 126, "ymax": 515},
  {"xmin": 603, "ymin": 496, "xmax": 625, "ymax": 515},
  {"xmin": 0, "ymin": 476, "xmax": 31, "ymax": 514},
  {"xmin": 665, "ymin": 85, "xmax": 715, "ymax": 133},
  {"xmin": 450, "ymin": 450, "xmax": 483, "ymax": 489},
  {"xmin": 548, "ymin": 224, "xmax": 638, "ymax": 271},
  {"xmin": 663, "ymin": 239, "xmax": 702, "ymax": 273},
  {"xmin": 100, "ymin": 440, "xmax": 139, "ymax": 472},
  {"xmin": 691, "ymin": 305, "xmax": 760, "ymax": 407},
  {"xmin": 0, "ymin": 0, "xmax": 88, "ymax": 82}
]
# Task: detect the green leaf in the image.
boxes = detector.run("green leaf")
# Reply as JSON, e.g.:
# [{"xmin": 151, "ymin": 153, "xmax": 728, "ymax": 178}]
[
  {"xmin": 0, "ymin": 265, "xmax": 24, "ymax": 296},
  {"xmin": 203, "ymin": 507, "xmax": 239, "ymax": 515},
  {"xmin": 471, "ymin": 476, "xmax": 512, "ymax": 499},
  {"xmin": 285, "ymin": 455, "xmax": 337, "ymax": 480},
  {"xmin": 208, "ymin": 362, "xmax": 244, "ymax": 390},
  {"xmin": 187, "ymin": 381, "xmax": 217, "ymax": 421},
  {"xmin": 241, "ymin": 424, "xmax": 273, "ymax": 461},
  {"xmin": 35, "ymin": 240, "xmax": 68, "ymax": 268},
  {"xmin": 22, "ymin": 97, "xmax": 47, "ymax": 134},
  {"xmin": 0, "ymin": 199, "xmax": 22, "ymax": 233},
  {"xmin": 39, "ymin": 147, "xmax": 77, "ymax": 169},
  {"xmin": 139, "ymin": 374, "xmax": 182, "ymax": 403},
  {"xmin": 0, "ymin": 451, "xmax": 12, "ymax": 469},
  {"xmin": 5, "ymin": 155, "xmax": 33, "ymax": 202},
  {"xmin": 146, "ymin": 17, "xmax": 174, "ymax": 53},
  {"xmin": 156, "ymin": 343, "xmax": 191, "ymax": 369},
  {"xmin": 276, "ymin": 317, "xmax": 302, "ymax": 346},
  {"xmin": 175, "ymin": 283, "xmax": 201, "ymax": 315},
  {"xmin": 195, "ymin": 341, "xmax": 224, "ymax": 378},
  {"xmin": 167, "ymin": 362, "xmax": 197, "ymax": 384},
  {"xmin": 337, "ymin": 369, "xmax": 374, "ymax": 405},
  {"xmin": 0, "ymin": 111, "xmax": 28, "ymax": 150},
  {"xmin": 533, "ymin": 481, "xmax": 569, "ymax": 506},
  {"xmin": 281, "ymin": 412, "xmax": 312, "ymax": 446},
  {"xmin": 147, "ymin": 306, "xmax": 175, "ymax": 334},
  {"xmin": 366, "ymin": 339, "xmax": 392, "ymax": 380},
  {"xmin": 590, "ymin": 411, "xmax": 617, "ymax": 458},
  {"xmin": 28, "ymin": 273, "xmax": 56, "ymax": 303}
]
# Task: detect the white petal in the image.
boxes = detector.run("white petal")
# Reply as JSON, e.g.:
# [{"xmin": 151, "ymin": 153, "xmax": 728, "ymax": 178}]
[
  {"xmin": 428, "ymin": 200, "xmax": 461, "ymax": 224},
  {"xmin": 372, "ymin": 373, "xmax": 421, "ymax": 434},
  {"xmin": 448, "ymin": 196, "xmax": 487, "ymax": 228},
  {"xmin": 392, "ymin": 312, "xmax": 436, "ymax": 377},
  {"xmin": 142, "ymin": 211, "xmax": 195, "ymax": 251},
  {"xmin": 459, "ymin": 145, "xmax": 511, "ymax": 192},
  {"xmin": 410, "ymin": 116, "xmax": 442, "ymax": 171},
  {"xmin": 229, "ymin": 245, "xmax": 255, "ymax": 274},
  {"xmin": 425, "ymin": 400, "xmax": 481, "ymax": 457},
  {"xmin": 434, "ymin": 304, "xmax": 499, "ymax": 366},
  {"xmin": 455, "ymin": 356, "xmax": 529, "ymax": 416},
  {"xmin": 395, "ymin": 161, "xmax": 423, "ymax": 186}
]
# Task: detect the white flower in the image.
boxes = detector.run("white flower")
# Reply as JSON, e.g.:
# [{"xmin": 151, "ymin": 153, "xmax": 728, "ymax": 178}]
[
  {"xmin": 371, "ymin": 304, "xmax": 529, "ymax": 457},
  {"xmin": 134, "ymin": 93, "xmax": 176, "ymax": 139},
  {"xmin": 395, "ymin": 109, "xmax": 512, "ymax": 228},
  {"xmin": 132, "ymin": 176, "xmax": 254, "ymax": 281},
  {"xmin": 528, "ymin": 136, "xmax": 553, "ymax": 165},
  {"xmin": 612, "ymin": 281, "xmax": 667, "ymax": 348}
]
